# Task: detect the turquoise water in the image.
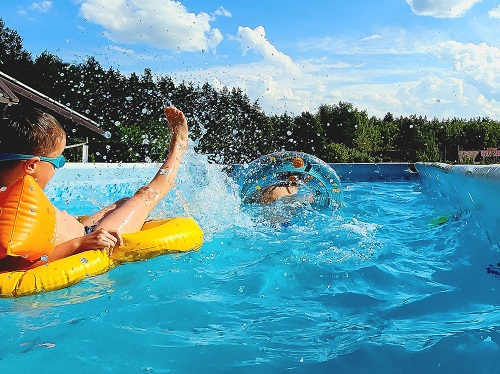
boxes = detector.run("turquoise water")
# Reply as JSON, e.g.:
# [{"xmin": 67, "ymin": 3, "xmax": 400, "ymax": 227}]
[{"xmin": 1, "ymin": 155, "xmax": 500, "ymax": 373}]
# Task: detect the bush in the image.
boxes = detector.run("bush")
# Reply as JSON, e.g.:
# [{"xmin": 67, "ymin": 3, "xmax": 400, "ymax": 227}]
[{"xmin": 324, "ymin": 143, "xmax": 375, "ymax": 163}]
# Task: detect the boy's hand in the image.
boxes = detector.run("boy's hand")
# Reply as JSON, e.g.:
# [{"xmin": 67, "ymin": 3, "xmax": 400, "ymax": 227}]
[{"xmin": 80, "ymin": 228, "xmax": 123, "ymax": 255}]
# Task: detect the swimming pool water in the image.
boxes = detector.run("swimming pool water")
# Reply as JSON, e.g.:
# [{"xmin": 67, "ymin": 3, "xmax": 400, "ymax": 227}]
[{"xmin": 1, "ymin": 156, "xmax": 500, "ymax": 373}]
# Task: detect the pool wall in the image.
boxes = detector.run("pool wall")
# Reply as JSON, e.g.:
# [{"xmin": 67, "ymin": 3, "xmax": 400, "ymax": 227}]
[
  {"xmin": 328, "ymin": 162, "xmax": 418, "ymax": 181},
  {"xmin": 229, "ymin": 162, "xmax": 418, "ymax": 182},
  {"xmin": 47, "ymin": 163, "xmax": 158, "ymax": 203},
  {"xmin": 415, "ymin": 162, "xmax": 500, "ymax": 249},
  {"xmin": 49, "ymin": 163, "xmax": 158, "ymax": 186},
  {"xmin": 50, "ymin": 162, "xmax": 418, "ymax": 189},
  {"xmin": 47, "ymin": 162, "xmax": 499, "ymax": 250},
  {"xmin": 46, "ymin": 162, "xmax": 417, "ymax": 212}
]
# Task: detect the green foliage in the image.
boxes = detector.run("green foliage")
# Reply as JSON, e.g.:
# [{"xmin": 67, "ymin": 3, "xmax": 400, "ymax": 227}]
[
  {"xmin": 0, "ymin": 19, "xmax": 32, "ymax": 77},
  {"xmin": 324, "ymin": 143, "xmax": 375, "ymax": 163},
  {"xmin": 1, "ymin": 18, "xmax": 499, "ymax": 165},
  {"xmin": 110, "ymin": 118, "xmax": 170, "ymax": 162}
]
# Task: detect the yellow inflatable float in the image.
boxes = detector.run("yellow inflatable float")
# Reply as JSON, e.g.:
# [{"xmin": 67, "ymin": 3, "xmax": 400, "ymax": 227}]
[{"xmin": 0, "ymin": 176, "xmax": 203, "ymax": 298}]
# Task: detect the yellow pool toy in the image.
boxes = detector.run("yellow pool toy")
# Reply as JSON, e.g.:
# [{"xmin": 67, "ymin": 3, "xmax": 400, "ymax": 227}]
[{"xmin": 0, "ymin": 217, "xmax": 203, "ymax": 297}]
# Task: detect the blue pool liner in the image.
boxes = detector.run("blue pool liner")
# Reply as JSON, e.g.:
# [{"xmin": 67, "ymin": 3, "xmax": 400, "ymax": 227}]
[{"xmin": 416, "ymin": 162, "xmax": 500, "ymax": 248}]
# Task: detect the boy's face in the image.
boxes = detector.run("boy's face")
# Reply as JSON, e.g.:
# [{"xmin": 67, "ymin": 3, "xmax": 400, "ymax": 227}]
[{"xmin": 32, "ymin": 136, "xmax": 66, "ymax": 189}]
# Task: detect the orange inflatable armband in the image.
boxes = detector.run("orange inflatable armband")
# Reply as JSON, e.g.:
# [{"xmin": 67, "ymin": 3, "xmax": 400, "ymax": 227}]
[{"xmin": 0, "ymin": 175, "xmax": 56, "ymax": 260}]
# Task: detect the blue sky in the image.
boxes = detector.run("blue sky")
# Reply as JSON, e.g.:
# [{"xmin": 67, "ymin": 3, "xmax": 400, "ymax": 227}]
[{"xmin": 1, "ymin": 0, "xmax": 499, "ymax": 119}]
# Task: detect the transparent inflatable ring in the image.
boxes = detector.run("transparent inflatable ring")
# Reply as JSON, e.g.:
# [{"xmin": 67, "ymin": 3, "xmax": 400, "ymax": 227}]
[{"xmin": 239, "ymin": 151, "xmax": 343, "ymax": 209}]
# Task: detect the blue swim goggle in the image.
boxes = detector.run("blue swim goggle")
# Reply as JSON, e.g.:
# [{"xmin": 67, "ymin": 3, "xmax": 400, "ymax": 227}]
[{"xmin": 0, "ymin": 152, "xmax": 66, "ymax": 169}]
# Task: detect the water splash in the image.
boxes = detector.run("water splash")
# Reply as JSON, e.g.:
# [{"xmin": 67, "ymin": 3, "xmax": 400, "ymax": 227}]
[{"xmin": 152, "ymin": 146, "xmax": 253, "ymax": 241}]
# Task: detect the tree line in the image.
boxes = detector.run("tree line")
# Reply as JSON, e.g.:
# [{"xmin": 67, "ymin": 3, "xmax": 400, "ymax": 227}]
[{"xmin": 1, "ymin": 19, "xmax": 499, "ymax": 164}]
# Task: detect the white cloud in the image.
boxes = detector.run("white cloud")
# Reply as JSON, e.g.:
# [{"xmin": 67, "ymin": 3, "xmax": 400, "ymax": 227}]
[
  {"xmin": 148, "ymin": 23, "xmax": 497, "ymax": 120},
  {"xmin": 397, "ymin": 76, "xmax": 500, "ymax": 118},
  {"xmin": 107, "ymin": 45, "xmax": 135, "ymax": 54},
  {"xmin": 406, "ymin": 0, "xmax": 483, "ymax": 18},
  {"xmin": 297, "ymin": 28, "xmax": 440, "ymax": 56},
  {"xmin": 79, "ymin": 0, "xmax": 223, "ymax": 52},
  {"xmin": 18, "ymin": 1, "xmax": 53, "ymax": 15},
  {"xmin": 359, "ymin": 34, "xmax": 382, "ymax": 42},
  {"xmin": 236, "ymin": 26, "xmax": 300, "ymax": 74},
  {"xmin": 169, "ymin": 35, "xmax": 500, "ymax": 119},
  {"xmin": 30, "ymin": 1, "xmax": 53, "ymax": 13},
  {"xmin": 214, "ymin": 6, "xmax": 231, "ymax": 17},
  {"xmin": 437, "ymin": 40, "xmax": 500, "ymax": 93},
  {"xmin": 170, "ymin": 61, "xmax": 314, "ymax": 114},
  {"xmin": 489, "ymin": 5, "xmax": 500, "ymax": 18}
]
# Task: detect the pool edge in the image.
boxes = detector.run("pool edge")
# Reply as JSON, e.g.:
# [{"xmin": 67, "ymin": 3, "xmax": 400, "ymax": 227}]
[{"xmin": 415, "ymin": 162, "xmax": 500, "ymax": 248}]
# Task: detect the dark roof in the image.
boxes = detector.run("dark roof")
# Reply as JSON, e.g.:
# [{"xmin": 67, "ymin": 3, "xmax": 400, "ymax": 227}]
[{"xmin": 0, "ymin": 70, "xmax": 106, "ymax": 136}]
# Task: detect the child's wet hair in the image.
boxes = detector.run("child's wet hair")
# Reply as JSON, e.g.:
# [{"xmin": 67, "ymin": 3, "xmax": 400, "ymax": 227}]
[{"xmin": 0, "ymin": 106, "xmax": 66, "ymax": 156}]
